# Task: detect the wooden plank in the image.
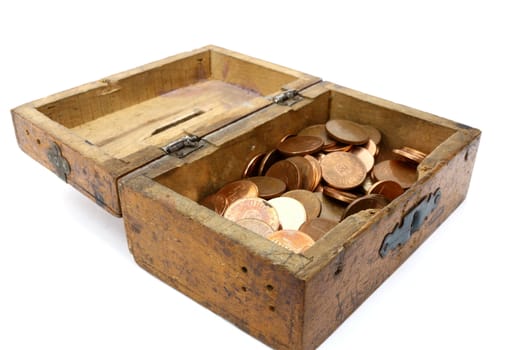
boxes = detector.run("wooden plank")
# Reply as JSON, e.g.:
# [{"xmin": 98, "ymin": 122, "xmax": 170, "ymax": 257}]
[{"xmin": 119, "ymin": 175, "xmax": 308, "ymax": 349}]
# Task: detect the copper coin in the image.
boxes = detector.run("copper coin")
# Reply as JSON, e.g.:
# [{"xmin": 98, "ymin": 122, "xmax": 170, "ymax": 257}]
[
  {"xmin": 323, "ymin": 143, "xmax": 352, "ymax": 153},
  {"xmin": 299, "ymin": 218, "xmax": 338, "ymax": 241},
  {"xmin": 287, "ymin": 156, "xmax": 316, "ymax": 191},
  {"xmin": 350, "ymin": 147, "xmax": 375, "ymax": 173},
  {"xmin": 242, "ymin": 152, "xmax": 265, "ymax": 178},
  {"xmin": 236, "ymin": 218, "xmax": 275, "ymax": 238},
  {"xmin": 322, "ymin": 186, "xmax": 359, "ymax": 204},
  {"xmin": 268, "ymin": 197, "xmax": 307, "ymax": 230},
  {"xmin": 325, "ymin": 119, "xmax": 369, "ymax": 145},
  {"xmin": 341, "ymin": 194, "xmax": 390, "ymax": 220},
  {"xmin": 360, "ymin": 124, "xmax": 382, "ymax": 145},
  {"xmin": 320, "ymin": 151, "xmax": 367, "ymax": 189},
  {"xmin": 277, "ymin": 135, "xmax": 324, "ymax": 156},
  {"xmin": 258, "ymin": 149, "xmax": 282, "ymax": 176},
  {"xmin": 393, "ymin": 146, "xmax": 426, "ymax": 164},
  {"xmin": 304, "ymin": 155, "xmax": 322, "ymax": 191},
  {"xmin": 280, "ymin": 133, "xmax": 297, "ymax": 143},
  {"xmin": 364, "ymin": 140, "xmax": 378, "ymax": 157},
  {"xmin": 246, "ymin": 176, "xmax": 286, "ymax": 199},
  {"xmin": 372, "ymin": 160, "xmax": 418, "ymax": 189},
  {"xmin": 267, "ymin": 230, "xmax": 315, "ymax": 254},
  {"xmin": 298, "ymin": 124, "xmax": 337, "ymax": 148},
  {"xmin": 224, "ymin": 198, "xmax": 280, "ymax": 231},
  {"xmin": 315, "ymin": 192, "xmax": 345, "ymax": 222},
  {"xmin": 368, "ymin": 180, "xmax": 404, "ymax": 201},
  {"xmin": 199, "ymin": 193, "xmax": 228, "ymax": 215},
  {"xmin": 282, "ymin": 189, "xmax": 322, "ymax": 220},
  {"xmin": 266, "ymin": 159, "xmax": 302, "ymax": 190},
  {"xmin": 217, "ymin": 180, "xmax": 259, "ymax": 205}
]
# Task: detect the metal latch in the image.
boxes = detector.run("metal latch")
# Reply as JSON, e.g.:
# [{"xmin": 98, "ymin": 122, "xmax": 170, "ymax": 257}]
[
  {"xmin": 379, "ymin": 188, "xmax": 442, "ymax": 257},
  {"xmin": 162, "ymin": 135, "xmax": 205, "ymax": 158},
  {"xmin": 47, "ymin": 142, "xmax": 71, "ymax": 182},
  {"xmin": 272, "ymin": 89, "xmax": 302, "ymax": 106}
]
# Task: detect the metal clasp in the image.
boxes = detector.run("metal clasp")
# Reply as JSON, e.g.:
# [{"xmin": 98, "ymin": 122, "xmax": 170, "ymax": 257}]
[
  {"xmin": 272, "ymin": 89, "xmax": 302, "ymax": 106},
  {"xmin": 162, "ymin": 135, "xmax": 205, "ymax": 158},
  {"xmin": 47, "ymin": 142, "xmax": 71, "ymax": 182},
  {"xmin": 379, "ymin": 188, "xmax": 442, "ymax": 257}
]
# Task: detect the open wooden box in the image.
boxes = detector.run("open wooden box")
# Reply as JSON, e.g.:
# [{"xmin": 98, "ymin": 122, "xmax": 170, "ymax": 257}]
[{"xmin": 12, "ymin": 46, "xmax": 480, "ymax": 349}]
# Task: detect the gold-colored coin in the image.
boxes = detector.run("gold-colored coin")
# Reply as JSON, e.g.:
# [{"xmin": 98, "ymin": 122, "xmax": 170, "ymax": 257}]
[
  {"xmin": 322, "ymin": 186, "xmax": 359, "ymax": 204},
  {"xmin": 216, "ymin": 180, "xmax": 259, "ymax": 206},
  {"xmin": 360, "ymin": 124, "xmax": 382, "ymax": 145},
  {"xmin": 224, "ymin": 198, "xmax": 280, "ymax": 231},
  {"xmin": 320, "ymin": 151, "xmax": 367, "ymax": 189},
  {"xmin": 265, "ymin": 159, "xmax": 302, "ymax": 190},
  {"xmin": 267, "ymin": 230, "xmax": 315, "ymax": 254},
  {"xmin": 341, "ymin": 194, "xmax": 390, "ymax": 220},
  {"xmin": 277, "ymin": 135, "xmax": 324, "ymax": 156},
  {"xmin": 350, "ymin": 146, "xmax": 375, "ymax": 173},
  {"xmin": 368, "ymin": 180, "xmax": 404, "ymax": 201},
  {"xmin": 282, "ymin": 189, "xmax": 322, "ymax": 220},
  {"xmin": 325, "ymin": 119, "xmax": 369, "ymax": 145},
  {"xmin": 372, "ymin": 160, "xmax": 418, "ymax": 189},
  {"xmin": 242, "ymin": 152, "xmax": 265, "ymax": 178},
  {"xmin": 298, "ymin": 124, "xmax": 337, "ymax": 148},
  {"xmin": 246, "ymin": 176, "xmax": 286, "ymax": 199},
  {"xmin": 236, "ymin": 218, "xmax": 275, "ymax": 238},
  {"xmin": 299, "ymin": 218, "xmax": 338, "ymax": 241}
]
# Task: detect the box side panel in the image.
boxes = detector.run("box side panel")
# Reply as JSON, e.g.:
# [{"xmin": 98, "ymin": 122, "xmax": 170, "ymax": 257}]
[
  {"xmin": 301, "ymin": 132, "xmax": 480, "ymax": 349},
  {"xmin": 120, "ymin": 175, "xmax": 306, "ymax": 350},
  {"xmin": 12, "ymin": 108, "xmax": 132, "ymax": 216}
]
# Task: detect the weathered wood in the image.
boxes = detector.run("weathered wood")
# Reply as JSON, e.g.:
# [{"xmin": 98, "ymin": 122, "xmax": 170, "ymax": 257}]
[
  {"xmin": 120, "ymin": 81, "xmax": 480, "ymax": 349},
  {"xmin": 12, "ymin": 46, "xmax": 480, "ymax": 349},
  {"xmin": 12, "ymin": 46, "xmax": 318, "ymax": 216}
]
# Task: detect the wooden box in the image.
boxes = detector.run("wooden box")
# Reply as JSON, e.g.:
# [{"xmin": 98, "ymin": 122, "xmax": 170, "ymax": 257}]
[{"xmin": 12, "ymin": 46, "xmax": 480, "ymax": 349}]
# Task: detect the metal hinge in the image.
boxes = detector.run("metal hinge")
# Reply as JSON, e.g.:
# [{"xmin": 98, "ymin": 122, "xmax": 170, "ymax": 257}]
[
  {"xmin": 272, "ymin": 89, "xmax": 303, "ymax": 106},
  {"xmin": 162, "ymin": 135, "xmax": 206, "ymax": 158}
]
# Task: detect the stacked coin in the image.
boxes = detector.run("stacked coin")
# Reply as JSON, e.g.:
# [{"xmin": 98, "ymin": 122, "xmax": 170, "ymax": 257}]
[{"xmin": 200, "ymin": 120, "xmax": 427, "ymax": 254}]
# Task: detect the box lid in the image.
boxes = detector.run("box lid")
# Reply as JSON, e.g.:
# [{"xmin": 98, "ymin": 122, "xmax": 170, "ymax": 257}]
[{"xmin": 12, "ymin": 46, "xmax": 320, "ymax": 215}]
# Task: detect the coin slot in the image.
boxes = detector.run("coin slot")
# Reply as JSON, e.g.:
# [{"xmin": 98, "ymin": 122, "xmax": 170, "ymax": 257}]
[{"xmin": 150, "ymin": 109, "xmax": 205, "ymax": 136}]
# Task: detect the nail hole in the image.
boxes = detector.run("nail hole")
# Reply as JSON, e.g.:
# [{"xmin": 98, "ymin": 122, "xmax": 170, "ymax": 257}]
[
  {"xmin": 266, "ymin": 284, "xmax": 274, "ymax": 291},
  {"xmin": 464, "ymin": 150, "xmax": 469, "ymax": 161},
  {"xmin": 334, "ymin": 266, "xmax": 343, "ymax": 276},
  {"xmin": 25, "ymin": 130, "xmax": 29, "ymax": 135},
  {"xmin": 269, "ymin": 306, "xmax": 275, "ymax": 312},
  {"xmin": 36, "ymin": 139, "xmax": 41, "ymax": 145},
  {"xmin": 241, "ymin": 266, "xmax": 248, "ymax": 273},
  {"xmin": 241, "ymin": 286, "xmax": 247, "ymax": 292}
]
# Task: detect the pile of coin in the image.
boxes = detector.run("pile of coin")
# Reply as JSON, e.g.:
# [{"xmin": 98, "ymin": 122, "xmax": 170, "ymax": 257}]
[{"xmin": 200, "ymin": 119, "xmax": 427, "ymax": 254}]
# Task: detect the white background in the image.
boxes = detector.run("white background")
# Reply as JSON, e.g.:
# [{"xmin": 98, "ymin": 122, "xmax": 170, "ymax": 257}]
[{"xmin": 1, "ymin": 1, "xmax": 523, "ymax": 349}]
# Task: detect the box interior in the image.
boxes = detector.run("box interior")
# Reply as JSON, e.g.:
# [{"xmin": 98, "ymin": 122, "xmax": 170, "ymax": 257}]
[
  {"xmin": 35, "ymin": 49, "xmax": 303, "ymax": 160},
  {"xmin": 153, "ymin": 87, "xmax": 456, "ymax": 249}
]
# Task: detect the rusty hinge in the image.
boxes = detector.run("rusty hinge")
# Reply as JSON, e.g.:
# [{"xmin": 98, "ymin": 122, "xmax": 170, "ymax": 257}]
[
  {"xmin": 272, "ymin": 89, "xmax": 303, "ymax": 106},
  {"xmin": 162, "ymin": 135, "xmax": 206, "ymax": 158}
]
